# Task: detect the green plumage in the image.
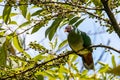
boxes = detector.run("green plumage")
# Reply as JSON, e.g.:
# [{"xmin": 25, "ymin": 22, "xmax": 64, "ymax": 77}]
[{"xmin": 67, "ymin": 28, "xmax": 94, "ymax": 69}]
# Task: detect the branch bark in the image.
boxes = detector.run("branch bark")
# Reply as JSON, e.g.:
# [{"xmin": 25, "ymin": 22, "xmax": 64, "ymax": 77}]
[
  {"xmin": 101, "ymin": 0, "xmax": 120, "ymax": 38},
  {"xmin": 2, "ymin": 44, "xmax": 120, "ymax": 79}
]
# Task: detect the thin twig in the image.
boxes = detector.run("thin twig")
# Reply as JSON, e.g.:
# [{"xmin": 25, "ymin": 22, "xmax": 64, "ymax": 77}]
[{"xmin": 90, "ymin": 45, "xmax": 120, "ymax": 53}]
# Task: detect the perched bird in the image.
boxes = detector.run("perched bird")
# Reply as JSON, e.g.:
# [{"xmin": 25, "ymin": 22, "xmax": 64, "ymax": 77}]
[{"xmin": 65, "ymin": 25, "xmax": 94, "ymax": 69}]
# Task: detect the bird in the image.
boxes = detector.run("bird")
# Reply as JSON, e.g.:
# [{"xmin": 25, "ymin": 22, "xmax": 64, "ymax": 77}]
[{"xmin": 65, "ymin": 25, "xmax": 94, "ymax": 70}]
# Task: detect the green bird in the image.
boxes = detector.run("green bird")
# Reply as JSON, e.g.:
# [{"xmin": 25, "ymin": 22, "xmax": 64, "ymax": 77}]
[{"xmin": 65, "ymin": 25, "xmax": 94, "ymax": 69}]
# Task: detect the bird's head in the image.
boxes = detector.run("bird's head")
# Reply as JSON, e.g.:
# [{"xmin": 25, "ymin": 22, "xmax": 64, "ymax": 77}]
[{"xmin": 64, "ymin": 25, "xmax": 73, "ymax": 33}]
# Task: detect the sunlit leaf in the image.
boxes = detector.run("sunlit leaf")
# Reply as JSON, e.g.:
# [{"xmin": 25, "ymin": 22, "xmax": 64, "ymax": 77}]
[
  {"xmin": 32, "ymin": 53, "xmax": 45, "ymax": 62},
  {"xmin": 81, "ymin": 70, "xmax": 88, "ymax": 75},
  {"xmin": 99, "ymin": 64, "xmax": 109, "ymax": 73},
  {"xmin": 18, "ymin": 21, "xmax": 31, "ymax": 28},
  {"xmin": 13, "ymin": 35, "xmax": 30, "ymax": 58},
  {"xmin": 0, "ymin": 0, "xmax": 3, "ymax": 2},
  {"xmin": 31, "ymin": 21, "xmax": 44, "ymax": 34},
  {"xmin": 3, "ymin": 3, "xmax": 12, "ymax": 24},
  {"xmin": 69, "ymin": 16, "xmax": 80, "ymax": 25},
  {"xmin": 58, "ymin": 39, "xmax": 68, "ymax": 50},
  {"xmin": 31, "ymin": 9, "xmax": 44, "ymax": 16},
  {"xmin": 74, "ymin": 18, "xmax": 85, "ymax": 27},
  {"xmin": 19, "ymin": 1, "xmax": 27, "ymax": 18},
  {"xmin": 45, "ymin": 17, "xmax": 63, "ymax": 40},
  {"xmin": 10, "ymin": 13, "xmax": 18, "ymax": 17},
  {"xmin": 0, "ymin": 40, "xmax": 8, "ymax": 67},
  {"xmin": 69, "ymin": 54, "xmax": 78, "ymax": 62},
  {"xmin": 26, "ymin": 12, "xmax": 31, "ymax": 21},
  {"xmin": 111, "ymin": 54, "xmax": 116, "ymax": 68},
  {"xmin": 54, "ymin": 38, "xmax": 57, "ymax": 49},
  {"xmin": 9, "ymin": 21, "xmax": 18, "ymax": 25},
  {"xmin": 36, "ymin": 75, "xmax": 44, "ymax": 80}
]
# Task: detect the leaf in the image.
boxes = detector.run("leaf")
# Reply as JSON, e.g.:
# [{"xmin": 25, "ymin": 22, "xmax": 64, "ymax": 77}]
[
  {"xmin": 58, "ymin": 39, "xmax": 68, "ymax": 50},
  {"xmin": 111, "ymin": 54, "xmax": 116, "ymax": 68},
  {"xmin": 99, "ymin": 64, "xmax": 109, "ymax": 73},
  {"xmin": 3, "ymin": 3, "xmax": 12, "ymax": 24},
  {"xmin": 0, "ymin": 40, "xmax": 8, "ymax": 67},
  {"xmin": 107, "ymin": 65, "xmax": 120, "ymax": 76},
  {"xmin": 45, "ymin": 18, "xmax": 63, "ymax": 40},
  {"xmin": 26, "ymin": 12, "xmax": 31, "ymax": 21},
  {"xmin": 81, "ymin": 70, "xmax": 88, "ymax": 75},
  {"xmin": 54, "ymin": 38, "xmax": 57, "ymax": 49},
  {"xmin": 69, "ymin": 16, "xmax": 80, "ymax": 25},
  {"xmin": 31, "ymin": 9, "xmax": 44, "ymax": 16},
  {"xmin": 74, "ymin": 18, "xmax": 85, "ymax": 27},
  {"xmin": 0, "ymin": 0, "xmax": 3, "ymax": 2},
  {"xmin": 10, "ymin": 13, "xmax": 18, "ymax": 17},
  {"xmin": 18, "ymin": 21, "xmax": 31, "ymax": 28},
  {"xmin": 19, "ymin": 1, "xmax": 27, "ymax": 18},
  {"xmin": 9, "ymin": 21, "xmax": 18, "ymax": 25},
  {"xmin": 36, "ymin": 75, "xmax": 44, "ymax": 80},
  {"xmin": 69, "ymin": 54, "xmax": 78, "ymax": 62},
  {"xmin": 13, "ymin": 35, "xmax": 30, "ymax": 58},
  {"xmin": 32, "ymin": 53, "xmax": 45, "ymax": 62},
  {"xmin": 31, "ymin": 21, "xmax": 44, "ymax": 34}
]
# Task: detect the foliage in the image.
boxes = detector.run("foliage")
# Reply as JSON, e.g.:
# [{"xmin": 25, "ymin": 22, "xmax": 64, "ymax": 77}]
[{"xmin": 0, "ymin": 0, "xmax": 120, "ymax": 79}]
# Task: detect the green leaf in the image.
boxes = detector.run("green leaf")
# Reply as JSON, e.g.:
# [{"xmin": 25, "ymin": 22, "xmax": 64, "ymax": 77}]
[
  {"xmin": 10, "ymin": 13, "xmax": 18, "ymax": 17},
  {"xmin": 58, "ymin": 39, "xmax": 68, "ymax": 50},
  {"xmin": 31, "ymin": 9, "xmax": 44, "ymax": 16},
  {"xmin": 3, "ymin": 3, "xmax": 12, "ymax": 24},
  {"xmin": 19, "ymin": 1, "xmax": 27, "ymax": 18},
  {"xmin": 36, "ymin": 75, "xmax": 44, "ymax": 80},
  {"xmin": 32, "ymin": 53, "xmax": 45, "ymax": 62},
  {"xmin": 46, "ymin": 18, "xmax": 63, "ymax": 40},
  {"xmin": 18, "ymin": 21, "xmax": 31, "ymax": 28},
  {"xmin": 69, "ymin": 16, "xmax": 80, "ymax": 25},
  {"xmin": 26, "ymin": 12, "xmax": 31, "ymax": 21},
  {"xmin": 99, "ymin": 64, "xmax": 109, "ymax": 73},
  {"xmin": 13, "ymin": 36, "xmax": 23, "ymax": 52},
  {"xmin": 13, "ymin": 35, "xmax": 30, "ymax": 58},
  {"xmin": 74, "ymin": 18, "xmax": 85, "ymax": 27},
  {"xmin": 69, "ymin": 54, "xmax": 78, "ymax": 62},
  {"xmin": 0, "ymin": 16, "xmax": 2, "ymax": 19},
  {"xmin": 31, "ymin": 22, "xmax": 44, "ymax": 34},
  {"xmin": 0, "ymin": 40, "xmax": 8, "ymax": 67},
  {"xmin": 9, "ymin": 21, "xmax": 18, "ymax": 25},
  {"xmin": 0, "ymin": 0, "xmax": 3, "ymax": 2},
  {"xmin": 111, "ymin": 54, "xmax": 116, "ymax": 68},
  {"xmin": 81, "ymin": 70, "xmax": 88, "ymax": 75}
]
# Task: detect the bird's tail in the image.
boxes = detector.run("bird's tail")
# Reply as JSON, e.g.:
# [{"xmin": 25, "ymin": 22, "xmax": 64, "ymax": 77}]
[{"xmin": 81, "ymin": 52, "xmax": 94, "ymax": 70}]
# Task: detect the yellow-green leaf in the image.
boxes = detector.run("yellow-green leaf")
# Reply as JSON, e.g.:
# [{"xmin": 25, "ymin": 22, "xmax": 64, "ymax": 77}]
[
  {"xmin": 111, "ymin": 54, "xmax": 116, "ymax": 68},
  {"xmin": 19, "ymin": 1, "xmax": 27, "ymax": 18},
  {"xmin": 13, "ymin": 36, "xmax": 30, "ymax": 58},
  {"xmin": 18, "ymin": 21, "xmax": 31, "ymax": 28},
  {"xmin": 3, "ymin": 3, "xmax": 12, "ymax": 24},
  {"xmin": 0, "ymin": 40, "xmax": 7, "ymax": 67},
  {"xmin": 58, "ymin": 39, "xmax": 68, "ymax": 50}
]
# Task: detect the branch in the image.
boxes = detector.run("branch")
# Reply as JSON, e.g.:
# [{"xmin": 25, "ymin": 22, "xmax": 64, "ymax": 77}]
[
  {"xmin": 2, "ymin": 44, "xmax": 120, "ymax": 79},
  {"xmin": 0, "ymin": 1, "xmax": 104, "ymax": 11},
  {"xmin": 1, "ymin": 51, "xmax": 73, "ymax": 79},
  {"xmin": 90, "ymin": 45, "xmax": 120, "ymax": 53},
  {"xmin": 101, "ymin": 0, "xmax": 120, "ymax": 38},
  {"xmin": 85, "ymin": 10, "xmax": 111, "ymax": 24}
]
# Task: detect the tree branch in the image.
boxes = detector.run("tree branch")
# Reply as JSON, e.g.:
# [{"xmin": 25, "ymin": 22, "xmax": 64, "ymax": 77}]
[
  {"xmin": 1, "ymin": 44, "xmax": 120, "ymax": 79},
  {"xmin": 90, "ymin": 45, "xmax": 120, "ymax": 53},
  {"xmin": 101, "ymin": 0, "xmax": 120, "ymax": 38}
]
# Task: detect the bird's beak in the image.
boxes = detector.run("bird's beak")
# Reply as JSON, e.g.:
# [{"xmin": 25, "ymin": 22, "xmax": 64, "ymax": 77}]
[{"xmin": 64, "ymin": 29, "xmax": 67, "ymax": 32}]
